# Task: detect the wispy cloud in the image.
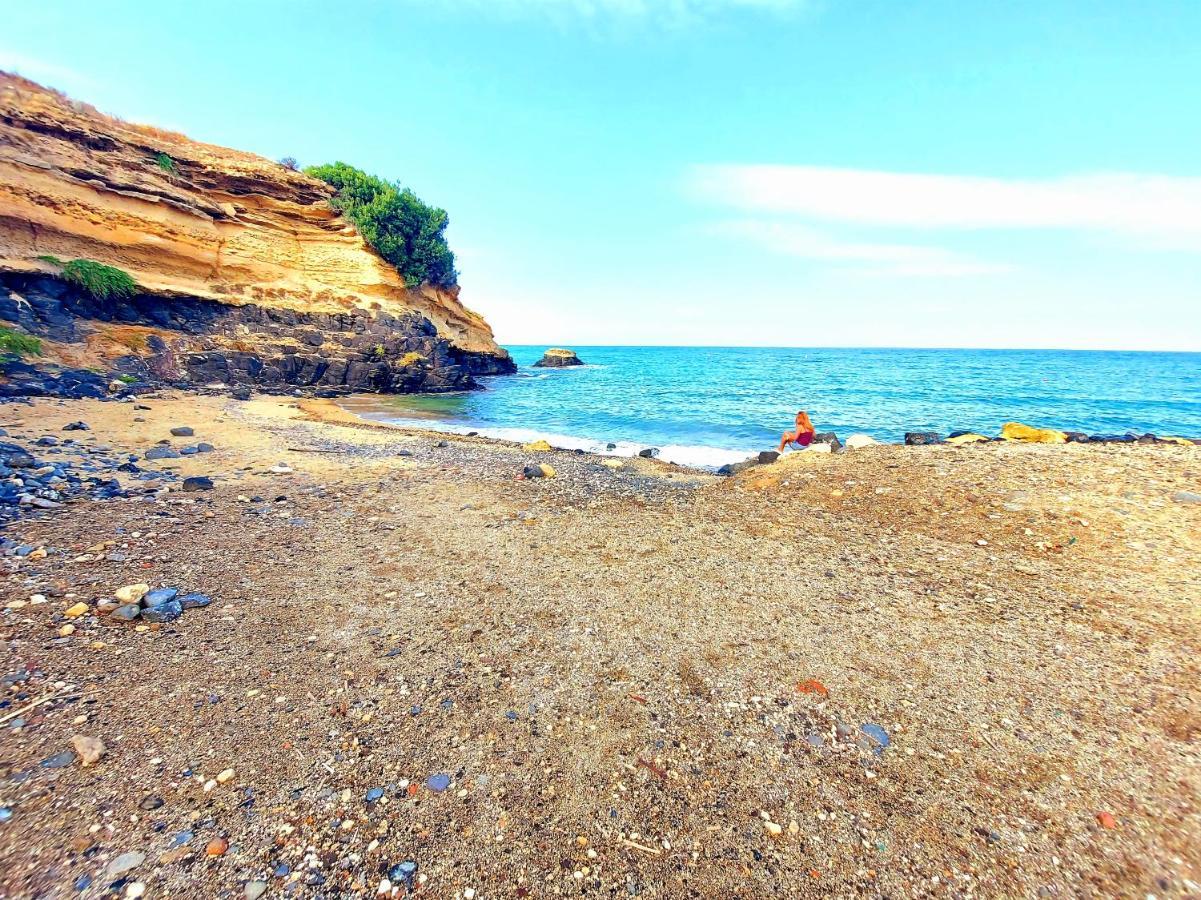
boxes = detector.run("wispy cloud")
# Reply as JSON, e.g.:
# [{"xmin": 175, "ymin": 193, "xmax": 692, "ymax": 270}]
[
  {"xmin": 711, "ymin": 220, "xmax": 1006, "ymax": 277},
  {"xmin": 690, "ymin": 164, "xmax": 1201, "ymax": 251},
  {"xmin": 417, "ymin": 0, "xmax": 809, "ymax": 26},
  {"xmin": 0, "ymin": 51, "xmax": 95, "ymax": 92}
]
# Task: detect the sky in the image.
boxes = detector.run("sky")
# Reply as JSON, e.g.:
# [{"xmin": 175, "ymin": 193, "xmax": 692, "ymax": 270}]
[{"xmin": 3, "ymin": 0, "xmax": 1200, "ymax": 350}]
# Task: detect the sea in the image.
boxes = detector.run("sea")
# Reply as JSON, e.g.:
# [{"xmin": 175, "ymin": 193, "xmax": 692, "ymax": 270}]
[{"xmin": 339, "ymin": 346, "xmax": 1201, "ymax": 469}]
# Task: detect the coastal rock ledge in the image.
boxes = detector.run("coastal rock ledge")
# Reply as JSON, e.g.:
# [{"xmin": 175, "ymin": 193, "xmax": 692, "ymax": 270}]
[
  {"xmin": 0, "ymin": 73, "xmax": 515, "ymax": 397},
  {"xmin": 533, "ymin": 348, "xmax": 585, "ymax": 368}
]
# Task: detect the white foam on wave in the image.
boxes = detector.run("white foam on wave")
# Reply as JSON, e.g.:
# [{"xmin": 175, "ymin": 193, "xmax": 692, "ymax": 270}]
[{"xmin": 340, "ymin": 407, "xmax": 755, "ymax": 470}]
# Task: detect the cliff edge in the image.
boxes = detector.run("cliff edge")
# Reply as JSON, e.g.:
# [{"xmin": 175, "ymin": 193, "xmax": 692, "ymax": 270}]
[{"xmin": 0, "ymin": 72, "xmax": 514, "ymax": 397}]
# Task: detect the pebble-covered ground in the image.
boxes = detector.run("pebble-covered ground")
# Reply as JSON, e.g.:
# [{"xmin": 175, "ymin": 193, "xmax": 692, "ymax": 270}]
[{"xmin": 0, "ymin": 394, "xmax": 1198, "ymax": 899}]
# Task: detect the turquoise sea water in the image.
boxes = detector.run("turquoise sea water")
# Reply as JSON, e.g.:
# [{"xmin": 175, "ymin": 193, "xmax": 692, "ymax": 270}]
[{"xmin": 341, "ymin": 346, "xmax": 1201, "ymax": 468}]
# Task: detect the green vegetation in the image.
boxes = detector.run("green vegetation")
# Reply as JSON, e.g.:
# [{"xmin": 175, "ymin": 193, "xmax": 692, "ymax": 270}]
[
  {"xmin": 0, "ymin": 327, "xmax": 42, "ymax": 358},
  {"xmin": 155, "ymin": 152, "xmax": 177, "ymax": 175},
  {"xmin": 304, "ymin": 162, "xmax": 457, "ymax": 289},
  {"xmin": 116, "ymin": 374, "xmax": 138, "ymax": 384},
  {"xmin": 42, "ymin": 258, "xmax": 138, "ymax": 301}
]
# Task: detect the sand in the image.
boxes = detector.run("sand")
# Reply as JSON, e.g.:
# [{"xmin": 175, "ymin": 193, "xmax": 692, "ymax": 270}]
[{"xmin": 1, "ymin": 393, "xmax": 1198, "ymax": 899}]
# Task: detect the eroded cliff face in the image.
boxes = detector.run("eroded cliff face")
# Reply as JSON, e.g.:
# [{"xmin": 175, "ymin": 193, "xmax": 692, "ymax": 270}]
[{"xmin": 0, "ymin": 72, "xmax": 514, "ymax": 396}]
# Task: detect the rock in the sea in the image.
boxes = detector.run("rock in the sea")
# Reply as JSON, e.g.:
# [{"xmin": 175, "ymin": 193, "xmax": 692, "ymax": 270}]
[
  {"xmin": 845, "ymin": 434, "xmax": 878, "ymax": 449},
  {"xmin": 532, "ymin": 348, "xmax": 584, "ymax": 368},
  {"xmin": 638, "ymin": 448, "xmax": 659, "ymax": 459},
  {"xmin": 182, "ymin": 476, "xmax": 214, "ymax": 492},
  {"xmin": 142, "ymin": 599, "xmax": 183, "ymax": 623},
  {"xmin": 905, "ymin": 432, "xmax": 943, "ymax": 446}
]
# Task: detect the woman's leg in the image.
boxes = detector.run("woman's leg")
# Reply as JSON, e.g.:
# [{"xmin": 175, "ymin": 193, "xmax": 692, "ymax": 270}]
[{"xmin": 778, "ymin": 431, "xmax": 795, "ymax": 452}]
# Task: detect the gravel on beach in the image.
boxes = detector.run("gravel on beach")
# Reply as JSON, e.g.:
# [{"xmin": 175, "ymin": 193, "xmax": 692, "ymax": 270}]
[{"xmin": 0, "ymin": 394, "xmax": 1198, "ymax": 899}]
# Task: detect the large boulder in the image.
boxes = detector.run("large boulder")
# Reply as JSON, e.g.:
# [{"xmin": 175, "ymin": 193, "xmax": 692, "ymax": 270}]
[{"xmin": 533, "ymin": 348, "xmax": 584, "ymax": 368}]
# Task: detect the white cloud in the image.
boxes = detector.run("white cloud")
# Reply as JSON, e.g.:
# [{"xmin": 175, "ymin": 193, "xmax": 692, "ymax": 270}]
[
  {"xmin": 690, "ymin": 164, "xmax": 1201, "ymax": 251},
  {"xmin": 712, "ymin": 220, "xmax": 1006, "ymax": 277}
]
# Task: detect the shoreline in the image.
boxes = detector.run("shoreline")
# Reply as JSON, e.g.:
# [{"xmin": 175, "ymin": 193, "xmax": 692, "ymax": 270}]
[{"xmin": 0, "ymin": 392, "xmax": 1198, "ymax": 898}]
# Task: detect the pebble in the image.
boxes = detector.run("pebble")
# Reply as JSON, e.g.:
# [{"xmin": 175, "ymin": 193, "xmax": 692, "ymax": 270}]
[
  {"xmin": 70, "ymin": 734, "xmax": 106, "ymax": 766},
  {"xmin": 426, "ymin": 773, "xmax": 451, "ymax": 792},
  {"xmin": 142, "ymin": 599, "xmax": 183, "ymax": 623},
  {"xmin": 1172, "ymin": 490, "xmax": 1201, "ymax": 504},
  {"xmin": 0, "ymin": 806, "xmax": 12, "ymax": 822},
  {"xmin": 41, "ymin": 751, "xmax": 76, "ymax": 768},
  {"xmin": 64, "ymin": 602, "xmax": 90, "ymax": 619},
  {"xmin": 115, "ymin": 583, "xmax": 150, "ymax": 603},
  {"xmin": 205, "ymin": 836, "xmax": 229, "ymax": 856},
  {"xmin": 182, "ymin": 476, "xmax": 214, "ymax": 491},
  {"xmin": 125, "ymin": 882, "xmax": 145, "ymax": 899},
  {"xmin": 170, "ymin": 426, "xmax": 194, "ymax": 436},
  {"xmin": 106, "ymin": 851, "xmax": 146, "ymax": 879},
  {"xmin": 58, "ymin": 623, "xmax": 75, "ymax": 636},
  {"xmin": 216, "ymin": 768, "xmax": 236, "ymax": 783},
  {"xmin": 245, "ymin": 881, "xmax": 268, "ymax": 900},
  {"xmin": 142, "ymin": 587, "xmax": 179, "ymax": 608},
  {"xmin": 365, "ymin": 787, "xmax": 384, "ymax": 803},
  {"xmin": 178, "ymin": 592, "xmax": 212, "ymax": 609},
  {"xmin": 140, "ymin": 796, "xmax": 164, "ymax": 811},
  {"xmin": 111, "ymin": 604, "xmax": 142, "ymax": 621}
]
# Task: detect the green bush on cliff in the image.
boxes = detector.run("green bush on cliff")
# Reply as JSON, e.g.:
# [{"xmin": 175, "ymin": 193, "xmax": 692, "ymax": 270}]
[
  {"xmin": 304, "ymin": 162, "xmax": 457, "ymax": 290},
  {"xmin": 55, "ymin": 259, "xmax": 138, "ymax": 301},
  {"xmin": 0, "ymin": 327, "xmax": 42, "ymax": 358}
]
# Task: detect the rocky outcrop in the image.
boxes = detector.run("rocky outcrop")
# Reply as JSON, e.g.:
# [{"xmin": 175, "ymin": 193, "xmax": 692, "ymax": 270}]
[
  {"xmin": 0, "ymin": 72, "xmax": 514, "ymax": 395},
  {"xmin": 533, "ymin": 348, "xmax": 584, "ymax": 368}
]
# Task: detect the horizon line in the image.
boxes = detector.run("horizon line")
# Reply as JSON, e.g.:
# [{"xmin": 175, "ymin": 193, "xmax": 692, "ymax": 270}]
[{"xmin": 496, "ymin": 342, "xmax": 1201, "ymax": 354}]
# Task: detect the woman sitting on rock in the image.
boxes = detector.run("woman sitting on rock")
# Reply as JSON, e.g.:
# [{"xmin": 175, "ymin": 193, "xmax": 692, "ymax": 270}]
[{"xmin": 778, "ymin": 410, "xmax": 816, "ymax": 452}]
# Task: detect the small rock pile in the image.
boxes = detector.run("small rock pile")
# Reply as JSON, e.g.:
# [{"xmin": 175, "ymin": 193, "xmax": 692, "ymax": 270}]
[
  {"xmin": 0, "ymin": 427, "xmax": 126, "ymax": 521},
  {"xmin": 99, "ymin": 583, "xmax": 213, "ymax": 625}
]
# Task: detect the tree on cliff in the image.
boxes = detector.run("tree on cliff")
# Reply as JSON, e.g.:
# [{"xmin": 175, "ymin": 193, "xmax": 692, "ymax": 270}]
[{"xmin": 304, "ymin": 162, "xmax": 457, "ymax": 290}]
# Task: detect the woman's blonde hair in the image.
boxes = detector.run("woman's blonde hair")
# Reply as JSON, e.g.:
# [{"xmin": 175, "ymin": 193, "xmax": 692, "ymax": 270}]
[{"xmin": 795, "ymin": 411, "xmax": 814, "ymax": 433}]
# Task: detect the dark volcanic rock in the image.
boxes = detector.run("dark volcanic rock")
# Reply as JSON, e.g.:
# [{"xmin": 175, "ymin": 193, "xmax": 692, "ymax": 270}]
[
  {"xmin": 178, "ymin": 592, "xmax": 212, "ymax": 609},
  {"xmin": 0, "ymin": 272, "xmax": 516, "ymax": 399},
  {"xmin": 905, "ymin": 432, "xmax": 944, "ymax": 446},
  {"xmin": 813, "ymin": 432, "xmax": 842, "ymax": 452},
  {"xmin": 638, "ymin": 448, "xmax": 659, "ymax": 459},
  {"xmin": 182, "ymin": 476, "xmax": 214, "ymax": 492},
  {"xmin": 142, "ymin": 599, "xmax": 183, "ymax": 623},
  {"xmin": 757, "ymin": 450, "xmax": 780, "ymax": 464}
]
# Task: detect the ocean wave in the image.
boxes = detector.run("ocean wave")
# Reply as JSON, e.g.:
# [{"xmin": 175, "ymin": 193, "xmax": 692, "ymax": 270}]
[{"xmin": 337, "ymin": 408, "xmax": 756, "ymax": 470}]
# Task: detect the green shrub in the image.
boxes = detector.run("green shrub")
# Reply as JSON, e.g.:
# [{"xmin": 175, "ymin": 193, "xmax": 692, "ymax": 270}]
[
  {"xmin": 59, "ymin": 259, "xmax": 138, "ymax": 301},
  {"xmin": 304, "ymin": 162, "xmax": 457, "ymax": 289},
  {"xmin": 155, "ymin": 152, "xmax": 177, "ymax": 174},
  {"xmin": 36, "ymin": 254, "xmax": 63, "ymax": 266},
  {"xmin": 0, "ymin": 327, "xmax": 42, "ymax": 358}
]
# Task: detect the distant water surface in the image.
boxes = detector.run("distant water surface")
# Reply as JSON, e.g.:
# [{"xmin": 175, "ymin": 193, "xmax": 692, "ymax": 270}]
[{"xmin": 340, "ymin": 346, "xmax": 1201, "ymax": 468}]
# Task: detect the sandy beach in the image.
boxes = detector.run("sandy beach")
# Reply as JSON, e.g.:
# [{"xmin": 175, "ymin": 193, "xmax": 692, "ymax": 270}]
[{"xmin": 0, "ymin": 393, "xmax": 1197, "ymax": 898}]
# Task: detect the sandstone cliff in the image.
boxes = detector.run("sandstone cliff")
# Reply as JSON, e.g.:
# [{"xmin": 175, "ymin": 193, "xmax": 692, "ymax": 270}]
[{"xmin": 0, "ymin": 72, "xmax": 514, "ymax": 396}]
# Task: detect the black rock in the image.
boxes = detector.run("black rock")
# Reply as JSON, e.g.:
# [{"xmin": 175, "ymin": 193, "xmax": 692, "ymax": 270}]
[
  {"xmin": 62, "ymin": 421, "xmax": 89, "ymax": 431},
  {"xmin": 638, "ymin": 448, "xmax": 659, "ymax": 459},
  {"xmin": 905, "ymin": 432, "xmax": 943, "ymax": 445},
  {"xmin": 142, "ymin": 599, "xmax": 183, "ymax": 623},
  {"xmin": 813, "ymin": 432, "xmax": 842, "ymax": 452},
  {"xmin": 522, "ymin": 465, "xmax": 546, "ymax": 479},
  {"xmin": 178, "ymin": 592, "xmax": 212, "ymax": 609},
  {"xmin": 35, "ymin": 436, "xmax": 59, "ymax": 447},
  {"xmin": 182, "ymin": 476, "xmax": 213, "ymax": 492},
  {"xmin": 144, "ymin": 447, "xmax": 180, "ymax": 461},
  {"xmin": 231, "ymin": 385, "xmax": 252, "ymax": 401},
  {"xmin": 1064, "ymin": 431, "xmax": 1089, "ymax": 443},
  {"xmin": 143, "ymin": 587, "xmax": 179, "ymax": 608},
  {"xmin": 757, "ymin": 450, "xmax": 780, "ymax": 464},
  {"xmin": 170, "ymin": 426, "xmax": 194, "ymax": 437},
  {"xmin": 196, "ymin": 443, "xmax": 214, "ymax": 453},
  {"xmin": 5, "ymin": 452, "xmax": 34, "ymax": 468}
]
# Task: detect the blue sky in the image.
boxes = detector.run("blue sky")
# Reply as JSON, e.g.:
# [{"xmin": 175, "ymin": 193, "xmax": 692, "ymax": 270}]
[{"xmin": 4, "ymin": 0, "xmax": 1200, "ymax": 350}]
